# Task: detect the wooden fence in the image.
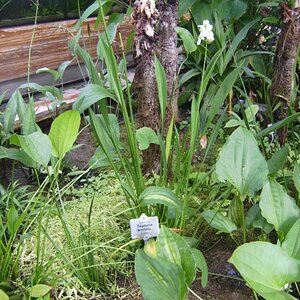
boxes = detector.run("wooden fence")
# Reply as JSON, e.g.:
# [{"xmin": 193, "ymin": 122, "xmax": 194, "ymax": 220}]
[{"xmin": 0, "ymin": 17, "xmax": 134, "ymax": 83}]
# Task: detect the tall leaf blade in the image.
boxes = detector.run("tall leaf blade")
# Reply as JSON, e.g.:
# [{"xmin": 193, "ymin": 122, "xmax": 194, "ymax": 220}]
[{"xmin": 154, "ymin": 57, "xmax": 167, "ymax": 124}]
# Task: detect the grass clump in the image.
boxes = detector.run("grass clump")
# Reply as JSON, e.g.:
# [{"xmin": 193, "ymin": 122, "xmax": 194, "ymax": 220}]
[{"xmin": 19, "ymin": 171, "xmax": 136, "ymax": 298}]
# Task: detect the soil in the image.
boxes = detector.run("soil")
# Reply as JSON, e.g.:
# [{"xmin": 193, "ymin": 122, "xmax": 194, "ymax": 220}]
[{"xmin": 189, "ymin": 235, "xmax": 254, "ymax": 300}]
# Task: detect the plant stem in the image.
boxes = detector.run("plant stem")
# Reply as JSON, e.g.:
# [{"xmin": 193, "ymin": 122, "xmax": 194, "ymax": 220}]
[
  {"xmin": 240, "ymin": 196, "xmax": 246, "ymax": 244},
  {"xmin": 253, "ymin": 290, "xmax": 259, "ymax": 300},
  {"xmin": 27, "ymin": 0, "xmax": 39, "ymax": 98}
]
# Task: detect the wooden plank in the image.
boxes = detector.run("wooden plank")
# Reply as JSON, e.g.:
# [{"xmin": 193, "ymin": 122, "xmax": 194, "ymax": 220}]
[{"xmin": 0, "ymin": 17, "xmax": 134, "ymax": 83}]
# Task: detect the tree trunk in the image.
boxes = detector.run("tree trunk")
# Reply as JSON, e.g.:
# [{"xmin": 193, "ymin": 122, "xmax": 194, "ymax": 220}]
[
  {"xmin": 133, "ymin": 0, "xmax": 179, "ymax": 174},
  {"xmin": 270, "ymin": 5, "xmax": 300, "ymax": 144},
  {"xmin": 157, "ymin": 0, "xmax": 179, "ymax": 128},
  {"xmin": 133, "ymin": 0, "xmax": 161, "ymax": 174}
]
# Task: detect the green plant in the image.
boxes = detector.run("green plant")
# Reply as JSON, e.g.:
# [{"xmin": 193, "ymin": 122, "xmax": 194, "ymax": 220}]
[
  {"xmin": 71, "ymin": 4, "xmax": 245, "ymax": 234},
  {"xmin": 135, "ymin": 226, "xmax": 208, "ymax": 300},
  {"xmin": 229, "ymin": 177, "xmax": 300, "ymax": 299}
]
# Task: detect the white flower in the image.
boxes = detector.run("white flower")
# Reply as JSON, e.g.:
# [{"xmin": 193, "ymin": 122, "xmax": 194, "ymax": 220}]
[{"xmin": 197, "ymin": 20, "xmax": 214, "ymax": 45}]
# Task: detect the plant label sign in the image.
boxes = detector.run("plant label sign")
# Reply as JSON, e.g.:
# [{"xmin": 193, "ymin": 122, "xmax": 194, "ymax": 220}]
[{"xmin": 130, "ymin": 214, "xmax": 159, "ymax": 241}]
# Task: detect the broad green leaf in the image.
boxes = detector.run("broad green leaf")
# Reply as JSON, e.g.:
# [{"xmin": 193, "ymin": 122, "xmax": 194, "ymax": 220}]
[
  {"xmin": 282, "ymin": 218, "xmax": 300, "ymax": 259},
  {"xmin": 30, "ymin": 284, "xmax": 51, "ymax": 298},
  {"xmin": 135, "ymin": 250, "xmax": 188, "ymax": 300},
  {"xmin": 293, "ymin": 163, "xmax": 300, "ymax": 194},
  {"xmin": 0, "ymin": 147, "xmax": 7, "ymax": 157},
  {"xmin": 201, "ymin": 210, "xmax": 238, "ymax": 233},
  {"xmin": 156, "ymin": 227, "xmax": 181, "ymax": 268},
  {"xmin": 267, "ymin": 146, "xmax": 289, "ymax": 175},
  {"xmin": 191, "ymin": 248, "xmax": 208, "ymax": 288},
  {"xmin": 17, "ymin": 95, "xmax": 39, "ymax": 135},
  {"xmin": 156, "ymin": 226, "xmax": 196, "ymax": 286},
  {"xmin": 0, "ymin": 289, "xmax": 9, "ymax": 300},
  {"xmin": 0, "ymin": 146, "xmax": 35, "ymax": 167},
  {"xmin": 260, "ymin": 179, "xmax": 300, "ymax": 239},
  {"xmin": 73, "ymin": 84, "xmax": 116, "ymax": 114},
  {"xmin": 18, "ymin": 132, "xmax": 52, "ymax": 167},
  {"xmin": 138, "ymin": 186, "xmax": 183, "ymax": 213},
  {"xmin": 176, "ymin": 27, "xmax": 197, "ymax": 54},
  {"xmin": 216, "ymin": 127, "xmax": 268, "ymax": 197},
  {"xmin": 229, "ymin": 242, "xmax": 300, "ymax": 300},
  {"xmin": 136, "ymin": 127, "xmax": 159, "ymax": 150},
  {"xmin": 144, "ymin": 238, "xmax": 158, "ymax": 258},
  {"xmin": 49, "ymin": 110, "xmax": 81, "ymax": 158},
  {"xmin": 154, "ymin": 57, "xmax": 167, "ymax": 123}
]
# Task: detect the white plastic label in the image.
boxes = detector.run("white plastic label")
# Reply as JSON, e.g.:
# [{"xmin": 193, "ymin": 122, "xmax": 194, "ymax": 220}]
[{"xmin": 130, "ymin": 214, "xmax": 159, "ymax": 240}]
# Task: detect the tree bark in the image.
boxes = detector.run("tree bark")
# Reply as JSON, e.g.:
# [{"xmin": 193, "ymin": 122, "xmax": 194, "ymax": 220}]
[
  {"xmin": 133, "ymin": 0, "xmax": 161, "ymax": 174},
  {"xmin": 133, "ymin": 0, "xmax": 179, "ymax": 174},
  {"xmin": 157, "ymin": 0, "xmax": 179, "ymax": 127},
  {"xmin": 270, "ymin": 5, "xmax": 300, "ymax": 144}
]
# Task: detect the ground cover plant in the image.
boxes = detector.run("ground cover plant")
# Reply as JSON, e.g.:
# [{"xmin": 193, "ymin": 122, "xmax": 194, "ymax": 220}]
[{"xmin": 0, "ymin": 0, "xmax": 300, "ymax": 299}]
